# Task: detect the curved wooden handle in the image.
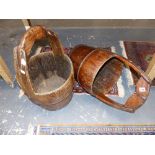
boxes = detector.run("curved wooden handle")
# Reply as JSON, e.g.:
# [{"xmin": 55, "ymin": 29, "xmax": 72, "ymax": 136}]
[
  {"xmin": 18, "ymin": 25, "xmax": 64, "ymax": 58},
  {"xmin": 96, "ymin": 54, "xmax": 151, "ymax": 113},
  {"xmin": 116, "ymin": 54, "xmax": 151, "ymax": 112},
  {"xmin": 122, "ymin": 54, "xmax": 155, "ymax": 111},
  {"xmin": 115, "ymin": 55, "xmax": 151, "ymax": 83}
]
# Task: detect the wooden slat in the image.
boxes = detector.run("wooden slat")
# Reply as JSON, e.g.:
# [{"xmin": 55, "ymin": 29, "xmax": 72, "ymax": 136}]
[
  {"xmin": 146, "ymin": 53, "xmax": 155, "ymax": 81},
  {"xmin": 0, "ymin": 56, "xmax": 13, "ymax": 87},
  {"xmin": 22, "ymin": 19, "xmax": 32, "ymax": 30}
]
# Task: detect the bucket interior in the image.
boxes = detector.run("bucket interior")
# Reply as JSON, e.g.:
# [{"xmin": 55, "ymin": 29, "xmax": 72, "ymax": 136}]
[
  {"xmin": 27, "ymin": 39, "xmax": 71, "ymax": 94},
  {"xmin": 92, "ymin": 57, "xmax": 123, "ymax": 95}
]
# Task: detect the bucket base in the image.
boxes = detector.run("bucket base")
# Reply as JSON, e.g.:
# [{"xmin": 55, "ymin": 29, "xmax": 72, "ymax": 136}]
[{"xmin": 33, "ymin": 71, "xmax": 66, "ymax": 94}]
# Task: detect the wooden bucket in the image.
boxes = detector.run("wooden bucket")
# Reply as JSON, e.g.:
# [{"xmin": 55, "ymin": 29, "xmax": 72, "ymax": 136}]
[
  {"xmin": 70, "ymin": 45, "xmax": 151, "ymax": 112},
  {"xmin": 14, "ymin": 26, "xmax": 74, "ymax": 110}
]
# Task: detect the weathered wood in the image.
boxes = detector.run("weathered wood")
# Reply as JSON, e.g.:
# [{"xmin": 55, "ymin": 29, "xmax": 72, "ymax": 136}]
[
  {"xmin": 70, "ymin": 45, "xmax": 152, "ymax": 113},
  {"xmin": 22, "ymin": 19, "xmax": 32, "ymax": 30},
  {"xmin": 0, "ymin": 56, "xmax": 13, "ymax": 87},
  {"xmin": 14, "ymin": 26, "xmax": 74, "ymax": 110},
  {"xmin": 145, "ymin": 53, "xmax": 155, "ymax": 81}
]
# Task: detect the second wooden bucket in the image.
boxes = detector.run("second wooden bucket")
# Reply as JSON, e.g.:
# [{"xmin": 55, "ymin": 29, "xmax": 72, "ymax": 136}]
[{"xmin": 70, "ymin": 44, "xmax": 151, "ymax": 112}]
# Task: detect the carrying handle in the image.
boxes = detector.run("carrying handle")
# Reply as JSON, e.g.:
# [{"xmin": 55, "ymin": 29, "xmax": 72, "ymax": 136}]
[
  {"xmin": 17, "ymin": 26, "xmax": 65, "ymax": 75},
  {"xmin": 121, "ymin": 53, "xmax": 155, "ymax": 111},
  {"xmin": 15, "ymin": 26, "xmax": 66, "ymax": 95},
  {"xmin": 18, "ymin": 25, "xmax": 64, "ymax": 59},
  {"xmin": 114, "ymin": 54, "xmax": 151, "ymax": 83},
  {"xmin": 95, "ymin": 54, "xmax": 153, "ymax": 113}
]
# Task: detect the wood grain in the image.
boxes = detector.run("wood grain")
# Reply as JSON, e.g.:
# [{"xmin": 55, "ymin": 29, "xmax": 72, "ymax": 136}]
[
  {"xmin": 0, "ymin": 56, "xmax": 13, "ymax": 87},
  {"xmin": 14, "ymin": 26, "xmax": 74, "ymax": 110},
  {"xmin": 145, "ymin": 53, "xmax": 155, "ymax": 81},
  {"xmin": 70, "ymin": 44, "xmax": 152, "ymax": 113}
]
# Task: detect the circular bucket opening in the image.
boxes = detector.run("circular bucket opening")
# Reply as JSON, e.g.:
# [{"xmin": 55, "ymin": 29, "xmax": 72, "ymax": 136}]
[
  {"xmin": 92, "ymin": 57, "xmax": 123, "ymax": 95},
  {"xmin": 28, "ymin": 39, "xmax": 71, "ymax": 94}
]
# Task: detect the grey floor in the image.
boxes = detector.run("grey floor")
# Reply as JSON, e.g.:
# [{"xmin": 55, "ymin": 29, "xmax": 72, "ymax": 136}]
[{"xmin": 0, "ymin": 21, "xmax": 155, "ymax": 134}]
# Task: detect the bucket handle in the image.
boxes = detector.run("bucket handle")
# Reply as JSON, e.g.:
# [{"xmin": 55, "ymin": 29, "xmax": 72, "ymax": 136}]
[
  {"xmin": 95, "ymin": 54, "xmax": 153, "ymax": 113},
  {"xmin": 18, "ymin": 25, "xmax": 64, "ymax": 59},
  {"xmin": 15, "ymin": 26, "xmax": 65, "ymax": 95}
]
